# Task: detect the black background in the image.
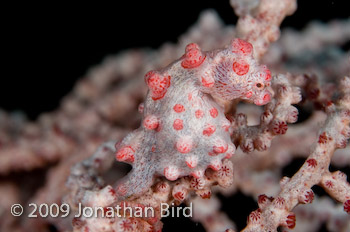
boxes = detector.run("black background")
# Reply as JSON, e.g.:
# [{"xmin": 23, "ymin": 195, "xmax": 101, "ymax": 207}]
[
  {"xmin": 0, "ymin": 1, "xmax": 349, "ymax": 231},
  {"xmin": 0, "ymin": 0, "xmax": 349, "ymax": 120}
]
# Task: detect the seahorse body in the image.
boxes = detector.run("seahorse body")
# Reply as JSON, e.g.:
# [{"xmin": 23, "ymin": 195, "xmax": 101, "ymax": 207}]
[{"xmin": 115, "ymin": 39, "xmax": 272, "ymax": 198}]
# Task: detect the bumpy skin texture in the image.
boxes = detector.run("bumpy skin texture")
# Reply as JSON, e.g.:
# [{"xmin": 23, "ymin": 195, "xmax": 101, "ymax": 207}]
[{"xmin": 115, "ymin": 38, "xmax": 272, "ymax": 198}]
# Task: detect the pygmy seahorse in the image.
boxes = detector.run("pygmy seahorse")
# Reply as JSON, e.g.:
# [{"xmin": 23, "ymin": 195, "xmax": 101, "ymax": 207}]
[{"xmin": 115, "ymin": 38, "xmax": 272, "ymax": 198}]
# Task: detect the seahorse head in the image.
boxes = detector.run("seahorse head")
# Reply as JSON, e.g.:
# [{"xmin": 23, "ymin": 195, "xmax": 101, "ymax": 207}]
[{"xmin": 208, "ymin": 38, "xmax": 272, "ymax": 105}]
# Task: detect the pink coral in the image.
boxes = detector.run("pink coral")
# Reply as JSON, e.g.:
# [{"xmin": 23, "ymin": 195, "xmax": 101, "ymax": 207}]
[{"xmin": 0, "ymin": 1, "xmax": 349, "ymax": 232}]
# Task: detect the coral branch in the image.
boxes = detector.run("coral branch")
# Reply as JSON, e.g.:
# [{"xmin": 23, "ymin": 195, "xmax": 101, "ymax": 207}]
[
  {"xmin": 242, "ymin": 76, "xmax": 350, "ymax": 231},
  {"xmin": 232, "ymin": 0, "xmax": 297, "ymax": 59},
  {"xmin": 231, "ymin": 73, "xmax": 301, "ymax": 153}
]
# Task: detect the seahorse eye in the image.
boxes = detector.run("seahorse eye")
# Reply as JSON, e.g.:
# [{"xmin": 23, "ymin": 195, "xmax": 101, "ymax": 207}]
[{"xmin": 256, "ymin": 82, "xmax": 264, "ymax": 89}]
